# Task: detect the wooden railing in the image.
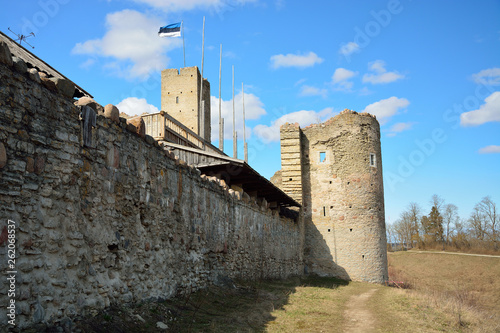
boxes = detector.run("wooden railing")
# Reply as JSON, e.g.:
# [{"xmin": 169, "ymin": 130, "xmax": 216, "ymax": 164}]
[{"xmin": 142, "ymin": 111, "xmax": 221, "ymax": 154}]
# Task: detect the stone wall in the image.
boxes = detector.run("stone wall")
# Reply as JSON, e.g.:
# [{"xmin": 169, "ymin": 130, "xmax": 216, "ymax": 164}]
[{"xmin": 0, "ymin": 45, "xmax": 303, "ymax": 329}]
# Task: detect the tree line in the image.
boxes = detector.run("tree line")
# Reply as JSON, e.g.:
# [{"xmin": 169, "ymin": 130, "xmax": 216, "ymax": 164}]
[{"xmin": 387, "ymin": 195, "xmax": 499, "ymax": 253}]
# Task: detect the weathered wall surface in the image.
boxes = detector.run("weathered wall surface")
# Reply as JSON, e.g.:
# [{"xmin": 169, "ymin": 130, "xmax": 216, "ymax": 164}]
[
  {"xmin": 301, "ymin": 111, "xmax": 388, "ymax": 283},
  {"xmin": 280, "ymin": 111, "xmax": 388, "ymax": 283},
  {"xmin": 0, "ymin": 49, "xmax": 302, "ymax": 329}
]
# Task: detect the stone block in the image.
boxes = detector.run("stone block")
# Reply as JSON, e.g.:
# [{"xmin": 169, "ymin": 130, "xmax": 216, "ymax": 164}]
[
  {"xmin": 126, "ymin": 117, "xmax": 146, "ymax": 138},
  {"xmin": 12, "ymin": 56, "xmax": 27, "ymax": 74},
  {"xmin": 104, "ymin": 104, "xmax": 120, "ymax": 123},
  {"xmin": 145, "ymin": 135, "xmax": 156, "ymax": 145},
  {"xmin": 34, "ymin": 155, "xmax": 45, "ymax": 175},
  {"xmin": 28, "ymin": 68, "xmax": 41, "ymax": 83},
  {"xmin": 41, "ymin": 77, "xmax": 57, "ymax": 92},
  {"xmin": 0, "ymin": 142, "xmax": 6, "ymax": 169},
  {"xmin": 230, "ymin": 184, "xmax": 243, "ymax": 193},
  {"xmin": 26, "ymin": 156, "xmax": 34, "ymax": 172},
  {"xmin": 50, "ymin": 78, "xmax": 75, "ymax": 98},
  {"xmin": 75, "ymin": 96, "xmax": 104, "ymax": 114},
  {"xmin": 0, "ymin": 41, "xmax": 12, "ymax": 66}
]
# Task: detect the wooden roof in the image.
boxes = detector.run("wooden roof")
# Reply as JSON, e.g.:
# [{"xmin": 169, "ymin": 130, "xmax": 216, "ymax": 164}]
[
  {"xmin": 0, "ymin": 30, "xmax": 92, "ymax": 98},
  {"xmin": 160, "ymin": 141, "xmax": 299, "ymax": 207}
]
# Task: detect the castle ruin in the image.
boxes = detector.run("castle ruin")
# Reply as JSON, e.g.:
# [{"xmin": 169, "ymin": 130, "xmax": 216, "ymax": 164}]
[{"xmin": 0, "ymin": 29, "xmax": 387, "ymax": 329}]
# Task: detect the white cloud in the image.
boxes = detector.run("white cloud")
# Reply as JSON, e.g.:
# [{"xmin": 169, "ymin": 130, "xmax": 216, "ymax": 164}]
[
  {"xmin": 79, "ymin": 58, "xmax": 96, "ymax": 70},
  {"xmin": 270, "ymin": 52, "xmax": 324, "ymax": 69},
  {"xmin": 132, "ymin": 0, "xmax": 257, "ymax": 12},
  {"xmin": 472, "ymin": 68, "xmax": 500, "ymax": 85},
  {"xmin": 72, "ymin": 10, "xmax": 182, "ymax": 79},
  {"xmin": 299, "ymin": 85, "xmax": 328, "ymax": 98},
  {"xmin": 253, "ymin": 108, "xmax": 335, "ymax": 143},
  {"xmin": 117, "ymin": 97, "xmax": 159, "ymax": 116},
  {"xmin": 294, "ymin": 78, "xmax": 307, "ymax": 87},
  {"xmin": 339, "ymin": 42, "xmax": 359, "ymax": 56},
  {"xmin": 210, "ymin": 92, "xmax": 266, "ymax": 141},
  {"xmin": 478, "ymin": 145, "xmax": 500, "ymax": 154},
  {"xmin": 362, "ymin": 97, "xmax": 410, "ymax": 125},
  {"xmin": 460, "ymin": 92, "xmax": 500, "ymax": 126},
  {"xmin": 362, "ymin": 60, "xmax": 404, "ymax": 84},
  {"xmin": 386, "ymin": 122, "xmax": 415, "ymax": 137},
  {"xmin": 332, "ymin": 68, "xmax": 358, "ymax": 91},
  {"xmin": 332, "ymin": 68, "xmax": 357, "ymax": 83}
]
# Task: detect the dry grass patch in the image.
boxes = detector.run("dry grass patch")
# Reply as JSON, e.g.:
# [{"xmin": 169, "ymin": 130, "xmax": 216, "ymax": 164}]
[
  {"xmin": 388, "ymin": 251, "xmax": 500, "ymax": 332},
  {"xmin": 266, "ymin": 280, "xmax": 368, "ymax": 332},
  {"xmin": 369, "ymin": 286, "xmax": 467, "ymax": 333}
]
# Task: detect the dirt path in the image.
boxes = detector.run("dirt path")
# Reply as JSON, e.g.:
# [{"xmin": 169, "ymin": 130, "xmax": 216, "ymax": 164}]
[
  {"xmin": 343, "ymin": 288, "xmax": 378, "ymax": 333},
  {"xmin": 411, "ymin": 250, "xmax": 500, "ymax": 258}
]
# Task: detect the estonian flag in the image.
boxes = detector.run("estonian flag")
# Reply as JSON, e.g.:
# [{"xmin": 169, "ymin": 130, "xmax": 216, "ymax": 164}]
[{"xmin": 159, "ymin": 22, "xmax": 182, "ymax": 38}]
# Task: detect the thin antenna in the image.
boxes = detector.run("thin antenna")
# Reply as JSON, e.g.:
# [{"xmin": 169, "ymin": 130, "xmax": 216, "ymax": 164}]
[{"xmin": 8, "ymin": 27, "xmax": 35, "ymax": 49}]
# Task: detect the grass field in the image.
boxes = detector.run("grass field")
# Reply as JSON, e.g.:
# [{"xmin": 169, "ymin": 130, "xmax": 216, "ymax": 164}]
[
  {"xmin": 387, "ymin": 250, "xmax": 500, "ymax": 332},
  {"xmin": 29, "ymin": 251, "xmax": 500, "ymax": 332}
]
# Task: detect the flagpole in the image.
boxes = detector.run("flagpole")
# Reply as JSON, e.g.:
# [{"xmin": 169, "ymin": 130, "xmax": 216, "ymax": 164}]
[
  {"xmin": 242, "ymin": 82, "xmax": 247, "ymax": 163},
  {"xmin": 232, "ymin": 65, "xmax": 237, "ymax": 159},
  {"xmin": 182, "ymin": 21, "xmax": 185, "ymax": 67},
  {"xmin": 199, "ymin": 16, "xmax": 205, "ymax": 140},
  {"xmin": 218, "ymin": 44, "xmax": 223, "ymax": 152}
]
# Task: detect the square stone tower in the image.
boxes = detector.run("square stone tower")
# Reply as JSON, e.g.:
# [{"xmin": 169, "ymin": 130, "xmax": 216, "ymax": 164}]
[{"xmin": 161, "ymin": 66, "xmax": 211, "ymax": 141}]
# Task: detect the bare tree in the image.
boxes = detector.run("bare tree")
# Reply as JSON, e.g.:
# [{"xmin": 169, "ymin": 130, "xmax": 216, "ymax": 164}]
[
  {"xmin": 393, "ymin": 216, "xmax": 413, "ymax": 250},
  {"xmin": 430, "ymin": 194, "xmax": 445, "ymax": 214},
  {"xmin": 468, "ymin": 206, "xmax": 486, "ymax": 241},
  {"xmin": 407, "ymin": 202, "xmax": 422, "ymax": 246},
  {"xmin": 386, "ymin": 223, "xmax": 395, "ymax": 251},
  {"xmin": 477, "ymin": 196, "xmax": 498, "ymax": 250},
  {"xmin": 452, "ymin": 217, "xmax": 469, "ymax": 249},
  {"xmin": 443, "ymin": 203, "xmax": 459, "ymax": 245}
]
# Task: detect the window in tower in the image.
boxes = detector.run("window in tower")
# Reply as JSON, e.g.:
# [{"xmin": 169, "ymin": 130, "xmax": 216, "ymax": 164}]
[
  {"xmin": 319, "ymin": 151, "xmax": 326, "ymax": 163},
  {"xmin": 370, "ymin": 153, "xmax": 376, "ymax": 167},
  {"xmin": 176, "ymin": 96, "xmax": 179, "ymax": 104}
]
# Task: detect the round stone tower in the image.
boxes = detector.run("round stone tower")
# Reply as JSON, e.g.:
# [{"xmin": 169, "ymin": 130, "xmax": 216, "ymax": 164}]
[{"xmin": 279, "ymin": 109, "xmax": 388, "ymax": 283}]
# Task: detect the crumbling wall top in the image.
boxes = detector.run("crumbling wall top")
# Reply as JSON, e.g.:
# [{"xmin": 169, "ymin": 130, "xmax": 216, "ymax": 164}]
[
  {"xmin": 304, "ymin": 109, "xmax": 379, "ymax": 131},
  {"xmin": 280, "ymin": 122, "xmax": 301, "ymax": 131}
]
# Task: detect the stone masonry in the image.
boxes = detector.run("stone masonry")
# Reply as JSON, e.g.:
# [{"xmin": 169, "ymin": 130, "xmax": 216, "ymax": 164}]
[
  {"xmin": 0, "ymin": 42, "xmax": 302, "ymax": 329},
  {"xmin": 161, "ymin": 67, "xmax": 211, "ymax": 141},
  {"xmin": 279, "ymin": 111, "xmax": 389, "ymax": 283}
]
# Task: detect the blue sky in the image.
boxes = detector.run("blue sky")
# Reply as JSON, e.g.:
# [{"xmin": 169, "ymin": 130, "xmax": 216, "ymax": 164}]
[{"xmin": 2, "ymin": 0, "xmax": 499, "ymax": 224}]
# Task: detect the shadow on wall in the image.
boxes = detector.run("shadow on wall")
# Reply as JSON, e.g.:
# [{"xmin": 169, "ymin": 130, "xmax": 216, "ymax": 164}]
[
  {"xmin": 301, "ymin": 135, "xmax": 350, "ymax": 281},
  {"xmin": 303, "ymin": 223, "xmax": 350, "ymax": 280}
]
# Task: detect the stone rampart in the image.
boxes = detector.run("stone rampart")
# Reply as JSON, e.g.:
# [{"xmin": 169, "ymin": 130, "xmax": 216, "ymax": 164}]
[{"xmin": 0, "ymin": 44, "xmax": 303, "ymax": 329}]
